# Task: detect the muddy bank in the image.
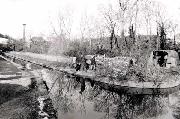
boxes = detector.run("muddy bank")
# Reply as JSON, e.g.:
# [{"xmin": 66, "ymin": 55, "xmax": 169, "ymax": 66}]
[{"xmin": 0, "ymin": 73, "xmax": 57, "ymax": 119}]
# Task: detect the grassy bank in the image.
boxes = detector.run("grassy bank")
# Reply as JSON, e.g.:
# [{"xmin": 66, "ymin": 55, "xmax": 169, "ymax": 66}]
[{"xmin": 0, "ymin": 83, "xmax": 39, "ymax": 119}]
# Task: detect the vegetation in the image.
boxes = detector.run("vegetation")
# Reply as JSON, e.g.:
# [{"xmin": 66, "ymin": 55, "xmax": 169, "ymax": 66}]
[{"xmin": 2, "ymin": 0, "xmax": 180, "ymax": 119}]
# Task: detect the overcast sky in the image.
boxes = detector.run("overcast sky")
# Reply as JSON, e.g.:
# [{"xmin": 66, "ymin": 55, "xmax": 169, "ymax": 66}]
[{"xmin": 0, "ymin": 0, "xmax": 180, "ymax": 39}]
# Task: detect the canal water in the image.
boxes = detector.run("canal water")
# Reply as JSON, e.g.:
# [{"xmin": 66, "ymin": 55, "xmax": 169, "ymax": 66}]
[
  {"xmin": 39, "ymin": 69, "xmax": 180, "ymax": 119},
  {"xmin": 6, "ymin": 56, "xmax": 180, "ymax": 119}
]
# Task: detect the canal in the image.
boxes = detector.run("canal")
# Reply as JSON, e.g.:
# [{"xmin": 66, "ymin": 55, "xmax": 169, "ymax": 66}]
[
  {"xmin": 6, "ymin": 55, "xmax": 180, "ymax": 119},
  {"xmin": 40, "ymin": 69, "xmax": 179, "ymax": 119}
]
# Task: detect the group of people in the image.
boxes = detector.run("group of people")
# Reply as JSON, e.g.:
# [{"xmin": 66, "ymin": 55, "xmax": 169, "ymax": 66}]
[
  {"xmin": 75, "ymin": 54, "xmax": 96, "ymax": 71},
  {"xmin": 153, "ymin": 51, "xmax": 168, "ymax": 67},
  {"xmin": 0, "ymin": 50, "xmax": 5, "ymax": 56}
]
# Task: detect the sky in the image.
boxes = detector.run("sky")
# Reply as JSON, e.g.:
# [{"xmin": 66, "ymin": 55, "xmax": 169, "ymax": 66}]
[{"xmin": 0, "ymin": 0, "xmax": 180, "ymax": 39}]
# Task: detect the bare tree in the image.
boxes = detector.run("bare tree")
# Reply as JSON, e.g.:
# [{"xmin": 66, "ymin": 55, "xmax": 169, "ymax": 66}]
[
  {"xmin": 169, "ymin": 22, "xmax": 178, "ymax": 48},
  {"xmin": 101, "ymin": 4, "xmax": 119, "ymax": 50},
  {"xmin": 92, "ymin": 18, "xmax": 107, "ymax": 52},
  {"xmin": 49, "ymin": 8, "xmax": 73, "ymax": 55},
  {"xmin": 78, "ymin": 11, "xmax": 102, "ymax": 55},
  {"xmin": 117, "ymin": 0, "xmax": 141, "ymax": 56},
  {"xmin": 79, "ymin": 12, "xmax": 95, "ymax": 52},
  {"xmin": 133, "ymin": 0, "xmax": 140, "ymax": 35},
  {"xmin": 142, "ymin": 0, "xmax": 155, "ymax": 36},
  {"xmin": 154, "ymin": 2, "xmax": 174, "ymax": 50},
  {"xmin": 118, "ymin": 0, "xmax": 131, "ymax": 38}
]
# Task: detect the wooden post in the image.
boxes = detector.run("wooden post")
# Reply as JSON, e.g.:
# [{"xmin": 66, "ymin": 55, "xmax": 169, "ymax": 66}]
[{"xmin": 79, "ymin": 78, "xmax": 85, "ymax": 94}]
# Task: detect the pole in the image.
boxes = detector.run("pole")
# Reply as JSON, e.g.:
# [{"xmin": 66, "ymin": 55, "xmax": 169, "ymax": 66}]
[{"xmin": 23, "ymin": 24, "xmax": 26, "ymax": 50}]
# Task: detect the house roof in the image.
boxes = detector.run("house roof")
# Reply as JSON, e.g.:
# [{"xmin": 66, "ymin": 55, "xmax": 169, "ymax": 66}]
[
  {"xmin": 153, "ymin": 50, "xmax": 179, "ymax": 58},
  {"xmin": 0, "ymin": 38, "xmax": 8, "ymax": 44}
]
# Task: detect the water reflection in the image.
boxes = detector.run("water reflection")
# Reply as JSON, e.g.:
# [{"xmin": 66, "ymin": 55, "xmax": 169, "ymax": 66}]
[
  {"xmin": 170, "ymin": 92, "xmax": 180, "ymax": 119},
  {"xmin": 43, "ymin": 70, "xmax": 172, "ymax": 119}
]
